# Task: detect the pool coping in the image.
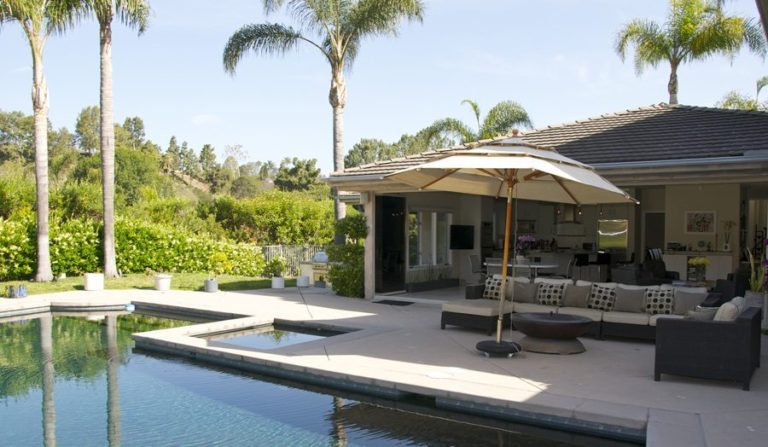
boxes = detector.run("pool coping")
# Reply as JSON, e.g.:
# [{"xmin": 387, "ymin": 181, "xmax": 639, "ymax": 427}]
[{"xmin": 128, "ymin": 302, "xmax": 647, "ymax": 444}]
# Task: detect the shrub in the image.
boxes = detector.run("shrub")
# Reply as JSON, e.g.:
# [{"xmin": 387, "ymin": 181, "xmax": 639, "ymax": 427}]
[
  {"xmin": 0, "ymin": 162, "xmax": 34, "ymax": 219},
  {"xmin": 50, "ymin": 217, "xmax": 101, "ymax": 275},
  {"xmin": 327, "ymin": 214, "xmax": 368, "ymax": 298},
  {"xmin": 263, "ymin": 256, "xmax": 286, "ymax": 278},
  {"xmin": 115, "ymin": 218, "xmax": 264, "ymax": 276},
  {"xmin": 0, "ymin": 217, "xmax": 35, "ymax": 280},
  {"xmin": 211, "ymin": 191, "xmax": 334, "ymax": 245},
  {"xmin": 52, "ymin": 181, "xmax": 102, "ymax": 220}
]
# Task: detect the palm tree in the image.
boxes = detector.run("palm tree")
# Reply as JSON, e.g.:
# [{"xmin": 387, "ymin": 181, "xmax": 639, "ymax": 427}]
[
  {"xmin": 0, "ymin": 0, "xmax": 85, "ymax": 281},
  {"xmin": 616, "ymin": 0, "xmax": 766, "ymax": 105},
  {"xmin": 424, "ymin": 99, "xmax": 532, "ymax": 145},
  {"xmin": 222, "ymin": 0, "xmax": 424, "ymax": 222},
  {"xmin": 87, "ymin": 0, "xmax": 150, "ymax": 278}
]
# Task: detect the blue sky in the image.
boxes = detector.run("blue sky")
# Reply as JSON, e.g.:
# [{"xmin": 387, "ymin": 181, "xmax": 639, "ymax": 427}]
[{"xmin": 1, "ymin": 0, "xmax": 765, "ymax": 174}]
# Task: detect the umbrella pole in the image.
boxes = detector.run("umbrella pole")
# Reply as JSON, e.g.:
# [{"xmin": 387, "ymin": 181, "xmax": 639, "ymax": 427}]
[{"xmin": 496, "ymin": 182, "xmax": 515, "ymax": 343}]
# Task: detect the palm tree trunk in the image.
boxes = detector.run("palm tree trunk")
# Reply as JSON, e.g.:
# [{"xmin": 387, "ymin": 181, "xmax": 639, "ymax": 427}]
[
  {"xmin": 100, "ymin": 20, "xmax": 119, "ymax": 278},
  {"xmin": 31, "ymin": 42, "xmax": 53, "ymax": 282},
  {"xmin": 668, "ymin": 62, "xmax": 679, "ymax": 105},
  {"xmin": 329, "ymin": 66, "xmax": 347, "ymax": 224},
  {"xmin": 40, "ymin": 315, "xmax": 56, "ymax": 447}
]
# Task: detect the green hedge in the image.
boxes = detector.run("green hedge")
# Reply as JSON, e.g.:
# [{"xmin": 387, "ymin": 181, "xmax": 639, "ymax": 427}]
[{"xmin": 0, "ymin": 217, "xmax": 265, "ymax": 280}]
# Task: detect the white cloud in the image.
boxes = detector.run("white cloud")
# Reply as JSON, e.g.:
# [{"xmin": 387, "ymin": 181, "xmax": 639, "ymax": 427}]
[{"xmin": 191, "ymin": 114, "xmax": 222, "ymax": 126}]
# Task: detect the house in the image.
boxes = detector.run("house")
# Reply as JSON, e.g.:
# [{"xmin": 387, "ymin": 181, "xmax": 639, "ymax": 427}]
[{"xmin": 326, "ymin": 104, "xmax": 768, "ymax": 299}]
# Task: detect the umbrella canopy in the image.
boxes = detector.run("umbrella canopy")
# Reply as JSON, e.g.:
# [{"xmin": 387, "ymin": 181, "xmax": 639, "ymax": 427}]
[{"xmin": 386, "ymin": 136, "xmax": 637, "ymax": 347}]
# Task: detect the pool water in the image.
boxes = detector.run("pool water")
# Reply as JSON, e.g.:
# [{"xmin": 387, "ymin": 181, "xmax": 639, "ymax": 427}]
[
  {"xmin": 0, "ymin": 314, "xmax": 620, "ymax": 446},
  {"xmin": 202, "ymin": 323, "xmax": 342, "ymax": 350}
]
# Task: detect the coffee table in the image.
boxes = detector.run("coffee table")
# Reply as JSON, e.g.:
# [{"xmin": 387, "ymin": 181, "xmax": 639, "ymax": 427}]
[{"xmin": 511, "ymin": 312, "xmax": 592, "ymax": 354}]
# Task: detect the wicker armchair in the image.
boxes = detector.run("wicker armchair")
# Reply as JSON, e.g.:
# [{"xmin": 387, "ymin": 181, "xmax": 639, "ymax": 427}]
[{"xmin": 654, "ymin": 307, "xmax": 761, "ymax": 390}]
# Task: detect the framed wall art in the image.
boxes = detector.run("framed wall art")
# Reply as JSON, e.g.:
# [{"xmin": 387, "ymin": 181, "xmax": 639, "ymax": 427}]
[{"xmin": 684, "ymin": 211, "xmax": 716, "ymax": 234}]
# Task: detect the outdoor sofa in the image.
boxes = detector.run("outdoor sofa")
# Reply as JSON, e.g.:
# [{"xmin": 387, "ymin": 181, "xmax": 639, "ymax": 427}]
[{"xmin": 454, "ymin": 276, "xmax": 728, "ymax": 340}]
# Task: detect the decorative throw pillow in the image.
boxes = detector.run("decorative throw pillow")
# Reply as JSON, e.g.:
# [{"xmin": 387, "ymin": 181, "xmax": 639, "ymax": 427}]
[
  {"xmin": 482, "ymin": 276, "xmax": 503, "ymax": 300},
  {"xmin": 587, "ymin": 284, "xmax": 616, "ymax": 311},
  {"xmin": 685, "ymin": 307, "xmax": 717, "ymax": 321},
  {"xmin": 673, "ymin": 290, "xmax": 707, "ymax": 315},
  {"xmin": 613, "ymin": 286, "xmax": 646, "ymax": 313},
  {"xmin": 510, "ymin": 282, "xmax": 537, "ymax": 303},
  {"xmin": 536, "ymin": 283, "xmax": 565, "ymax": 306},
  {"xmin": 713, "ymin": 302, "xmax": 740, "ymax": 321},
  {"xmin": 562, "ymin": 285, "xmax": 591, "ymax": 308},
  {"xmin": 645, "ymin": 288, "xmax": 675, "ymax": 315}
]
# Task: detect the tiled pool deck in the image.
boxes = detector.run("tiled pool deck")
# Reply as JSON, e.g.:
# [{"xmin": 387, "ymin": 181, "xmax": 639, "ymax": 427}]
[{"xmin": 2, "ymin": 286, "xmax": 767, "ymax": 446}]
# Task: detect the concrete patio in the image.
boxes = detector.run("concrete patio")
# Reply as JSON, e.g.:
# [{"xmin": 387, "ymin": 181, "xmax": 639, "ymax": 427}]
[{"xmin": 2, "ymin": 286, "xmax": 767, "ymax": 446}]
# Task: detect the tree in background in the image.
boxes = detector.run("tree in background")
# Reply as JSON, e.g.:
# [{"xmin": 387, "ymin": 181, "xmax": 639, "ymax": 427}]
[
  {"xmin": 199, "ymin": 143, "xmax": 217, "ymax": 177},
  {"xmin": 75, "ymin": 105, "xmax": 100, "ymax": 154},
  {"xmin": 122, "ymin": 116, "xmax": 145, "ymax": 150},
  {"xmin": 345, "ymin": 138, "xmax": 393, "ymax": 168},
  {"xmin": 87, "ymin": 0, "xmax": 150, "ymax": 278},
  {"xmin": 424, "ymin": 99, "xmax": 532, "ymax": 145},
  {"xmin": 1, "ymin": 0, "xmax": 86, "ymax": 281},
  {"xmin": 223, "ymin": 0, "xmax": 425, "ymax": 224},
  {"xmin": 274, "ymin": 157, "xmax": 321, "ymax": 192},
  {"xmin": 163, "ymin": 136, "xmax": 181, "ymax": 173},
  {"xmin": 616, "ymin": 0, "xmax": 765, "ymax": 105},
  {"xmin": 179, "ymin": 141, "xmax": 199, "ymax": 177},
  {"xmin": 716, "ymin": 75, "xmax": 768, "ymax": 110},
  {"xmin": 0, "ymin": 110, "xmax": 35, "ymax": 162}
]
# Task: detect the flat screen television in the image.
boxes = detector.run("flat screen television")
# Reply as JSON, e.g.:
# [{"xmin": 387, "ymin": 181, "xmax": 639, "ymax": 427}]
[{"xmin": 449, "ymin": 225, "xmax": 474, "ymax": 250}]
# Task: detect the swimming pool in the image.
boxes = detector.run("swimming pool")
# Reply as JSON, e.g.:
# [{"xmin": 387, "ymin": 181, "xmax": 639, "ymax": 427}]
[{"xmin": 0, "ymin": 313, "xmax": 625, "ymax": 446}]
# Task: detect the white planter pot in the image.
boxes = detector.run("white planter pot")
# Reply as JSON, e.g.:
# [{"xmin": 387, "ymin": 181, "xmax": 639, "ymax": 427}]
[
  {"xmin": 84, "ymin": 273, "xmax": 104, "ymax": 291},
  {"xmin": 204, "ymin": 279, "xmax": 218, "ymax": 293},
  {"xmin": 271, "ymin": 277, "xmax": 285, "ymax": 289},
  {"xmin": 155, "ymin": 274, "xmax": 172, "ymax": 291},
  {"xmin": 745, "ymin": 290, "xmax": 763, "ymax": 308},
  {"xmin": 296, "ymin": 275, "xmax": 310, "ymax": 287}
]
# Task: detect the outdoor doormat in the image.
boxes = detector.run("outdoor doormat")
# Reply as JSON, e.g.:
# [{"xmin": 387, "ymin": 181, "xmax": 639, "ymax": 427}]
[{"xmin": 374, "ymin": 300, "xmax": 414, "ymax": 306}]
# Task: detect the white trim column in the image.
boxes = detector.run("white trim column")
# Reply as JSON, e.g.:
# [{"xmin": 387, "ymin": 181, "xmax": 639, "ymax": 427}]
[{"xmin": 364, "ymin": 191, "xmax": 376, "ymax": 300}]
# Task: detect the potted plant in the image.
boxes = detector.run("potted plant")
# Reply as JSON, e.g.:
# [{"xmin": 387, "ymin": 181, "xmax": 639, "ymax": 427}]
[
  {"xmin": 722, "ymin": 220, "xmax": 736, "ymax": 251},
  {"xmin": 687, "ymin": 256, "xmax": 709, "ymax": 283},
  {"xmin": 205, "ymin": 251, "xmax": 230, "ymax": 293},
  {"xmin": 265, "ymin": 256, "xmax": 287, "ymax": 289}
]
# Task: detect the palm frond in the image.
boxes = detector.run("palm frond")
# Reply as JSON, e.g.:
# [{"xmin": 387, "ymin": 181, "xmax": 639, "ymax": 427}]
[
  {"xmin": 615, "ymin": 19, "xmax": 669, "ymax": 74},
  {"xmin": 758, "ymin": 75, "xmax": 768, "ymax": 99},
  {"xmin": 347, "ymin": 0, "xmax": 424, "ymax": 38},
  {"xmin": 223, "ymin": 23, "xmax": 316, "ymax": 75},
  {"xmin": 45, "ymin": 0, "xmax": 90, "ymax": 36},
  {"xmin": 424, "ymin": 118, "xmax": 475, "ymax": 144},
  {"xmin": 480, "ymin": 101, "xmax": 532, "ymax": 139},
  {"xmin": 263, "ymin": 0, "xmax": 287, "ymax": 15},
  {"xmin": 461, "ymin": 99, "xmax": 481, "ymax": 131},
  {"xmin": 116, "ymin": 0, "xmax": 151, "ymax": 34}
]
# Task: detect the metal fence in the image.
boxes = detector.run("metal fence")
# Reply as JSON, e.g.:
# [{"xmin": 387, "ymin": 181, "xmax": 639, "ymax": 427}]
[{"xmin": 261, "ymin": 245, "xmax": 327, "ymax": 277}]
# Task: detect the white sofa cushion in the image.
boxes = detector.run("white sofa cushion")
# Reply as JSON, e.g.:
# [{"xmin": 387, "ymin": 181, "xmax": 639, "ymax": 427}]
[
  {"xmin": 577, "ymin": 280, "xmax": 617, "ymax": 288},
  {"xmin": 492, "ymin": 274, "xmax": 530, "ymax": 283},
  {"xmin": 613, "ymin": 286, "xmax": 647, "ymax": 313},
  {"xmin": 443, "ymin": 299, "xmax": 503, "ymax": 317},
  {"xmin": 649, "ymin": 314, "xmax": 685, "ymax": 326},
  {"xmin": 512, "ymin": 302, "xmax": 557, "ymax": 314},
  {"xmin": 713, "ymin": 300, "xmax": 740, "ymax": 321},
  {"xmin": 534, "ymin": 277, "xmax": 573, "ymax": 285},
  {"xmin": 557, "ymin": 307, "xmax": 603, "ymax": 321},
  {"xmin": 662, "ymin": 284, "xmax": 708, "ymax": 294},
  {"xmin": 603, "ymin": 311, "xmax": 650, "ymax": 325}
]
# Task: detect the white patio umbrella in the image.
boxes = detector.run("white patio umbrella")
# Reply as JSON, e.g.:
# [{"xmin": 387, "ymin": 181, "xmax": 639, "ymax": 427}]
[{"xmin": 387, "ymin": 136, "xmax": 637, "ymax": 352}]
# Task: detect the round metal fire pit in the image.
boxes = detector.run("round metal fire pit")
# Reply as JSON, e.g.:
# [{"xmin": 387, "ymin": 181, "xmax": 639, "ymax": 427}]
[{"xmin": 512, "ymin": 312, "xmax": 592, "ymax": 354}]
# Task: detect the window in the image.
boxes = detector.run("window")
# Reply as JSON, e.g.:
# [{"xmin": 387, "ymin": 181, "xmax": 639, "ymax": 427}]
[
  {"xmin": 408, "ymin": 210, "xmax": 452, "ymax": 267},
  {"xmin": 598, "ymin": 219, "xmax": 628, "ymax": 250}
]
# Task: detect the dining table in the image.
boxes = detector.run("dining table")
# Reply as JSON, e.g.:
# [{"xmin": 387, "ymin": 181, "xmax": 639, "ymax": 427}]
[{"xmin": 484, "ymin": 261, "xmax": 558, "ymax": 279}]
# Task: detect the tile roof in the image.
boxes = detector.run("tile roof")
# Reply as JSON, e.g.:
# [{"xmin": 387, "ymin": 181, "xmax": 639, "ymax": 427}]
[{"xmin": 332, "ymin": 104, "xmax": 768, "ymax": 178}]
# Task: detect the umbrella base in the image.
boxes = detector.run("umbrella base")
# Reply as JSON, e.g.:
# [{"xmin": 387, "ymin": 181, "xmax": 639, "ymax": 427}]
[{"xmin": 475, "ymin": 340, "xmax": 522, "ymax": 358}]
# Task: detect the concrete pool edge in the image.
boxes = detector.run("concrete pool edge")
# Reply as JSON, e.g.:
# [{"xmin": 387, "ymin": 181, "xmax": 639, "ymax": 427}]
[{"xmin": 129, "ymin": 304, "xmax": 648, "ymax": 444}]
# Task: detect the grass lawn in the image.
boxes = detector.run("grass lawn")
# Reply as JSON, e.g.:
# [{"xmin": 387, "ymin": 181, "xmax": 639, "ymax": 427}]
[{"xmin": 0, "ymin": 273, "xmax": 296, "ymax": 296}]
